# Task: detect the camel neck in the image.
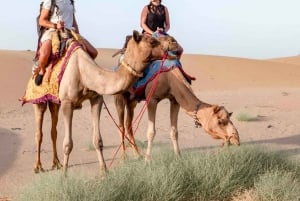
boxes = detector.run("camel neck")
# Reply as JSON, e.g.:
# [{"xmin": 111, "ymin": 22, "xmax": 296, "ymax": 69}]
[{"xmin": 168, "ymin": 68, "xmax": 210, "ymax": 117}]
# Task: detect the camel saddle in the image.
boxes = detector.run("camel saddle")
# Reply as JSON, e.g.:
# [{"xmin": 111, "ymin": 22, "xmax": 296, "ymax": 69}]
[
  {"xmin": 20, "ymin": 39, "xmax": 82, "ymax": 105},
  {"xmin": 131, "ymin": 58, "xmax": 196, "ymax": 101}
]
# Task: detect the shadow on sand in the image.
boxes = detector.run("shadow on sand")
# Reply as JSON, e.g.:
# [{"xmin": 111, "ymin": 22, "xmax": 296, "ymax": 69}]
[
  {"xmin": 0, "ymin": 127, "xmax": 21, "ymax": 178},
  {"xmin": 244, "ymin": 133, "xmax": 300, "ymax": 158},
  {"xmin": 183, "ymin": 133, "xmax": 300, "ymax": 158}
]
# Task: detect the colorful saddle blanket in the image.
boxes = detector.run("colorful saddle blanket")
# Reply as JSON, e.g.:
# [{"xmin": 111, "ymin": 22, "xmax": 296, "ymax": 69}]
[
  {"xmin": 20, "ymin": 41, "xmax": 81, "ymax": 105},
  {"xmin": 132, "ymin": 58, "xmax": 196, "ymax": 101}
]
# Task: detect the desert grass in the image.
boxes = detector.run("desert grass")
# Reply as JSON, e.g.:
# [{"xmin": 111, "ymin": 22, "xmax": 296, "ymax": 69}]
[
  {"xmin": 16, "ymin": 145, "xmax": 300, "ymax": 201},
  {"xmin": 236, "ymin": 112, "xmax": 259, "ymax": 122}
]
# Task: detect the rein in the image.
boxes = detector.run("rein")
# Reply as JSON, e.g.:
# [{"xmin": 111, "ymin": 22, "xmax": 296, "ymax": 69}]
[
  {"xmin": 130, "ymin": 51, "xmax": 169, "ymax": 135},
  {"xmin": 121, "ymin": 60, "xmax": 143, "ymax": 78},
  {"xmin": 108, "ymin": 51, "xmax": 169, "ymax": 167}
]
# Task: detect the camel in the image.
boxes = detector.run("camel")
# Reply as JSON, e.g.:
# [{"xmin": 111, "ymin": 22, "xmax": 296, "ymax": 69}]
[
  {"xmin": 114, "ymin": 57, "xmax": 240, "ymax": 160},
  {"xmin": 21, "ymin": 30, "xmax": 177, "ymax": 174}
]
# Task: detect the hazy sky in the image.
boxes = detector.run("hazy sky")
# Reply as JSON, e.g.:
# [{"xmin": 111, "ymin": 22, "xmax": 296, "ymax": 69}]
[{"xmin": 1, "ymin": 0, "xmax": 300, "ymax": 59}]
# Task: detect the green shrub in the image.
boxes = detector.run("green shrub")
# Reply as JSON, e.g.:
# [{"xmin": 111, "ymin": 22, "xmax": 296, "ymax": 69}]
[
  {"xmin": 254, "ymin": 170, "xmax": 300, "ymax": 201},
  {"xmin": 16, "ymin": 145, "xmax": 300, "ymax": 201}
]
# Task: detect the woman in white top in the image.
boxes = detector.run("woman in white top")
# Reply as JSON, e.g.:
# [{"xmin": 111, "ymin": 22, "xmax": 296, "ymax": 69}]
[{"xmin": 34, "ymin": 0, "xmax": 98, "ymax": 85}]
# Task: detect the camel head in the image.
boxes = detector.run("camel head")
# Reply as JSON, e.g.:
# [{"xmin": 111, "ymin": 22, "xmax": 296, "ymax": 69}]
[
  {"xmin": 122, "ymin": 30, "xmax": 165, "ymax": 74},
  {"xmin": 157, "ymin": 35, "xmax": 181, "ymax": 53},
  {"xmin": 196, "ymin": 105, "xmax": 240, "ymax": 146}
]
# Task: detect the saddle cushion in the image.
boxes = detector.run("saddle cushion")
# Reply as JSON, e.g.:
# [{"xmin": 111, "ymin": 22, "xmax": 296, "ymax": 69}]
[
  {"xmin": 20, "ymin": 41, "xmax": 81, "ymax": 105},
  {"xmin": 132, "ymin": 59, "xmax": 196, "ymax": 101}
]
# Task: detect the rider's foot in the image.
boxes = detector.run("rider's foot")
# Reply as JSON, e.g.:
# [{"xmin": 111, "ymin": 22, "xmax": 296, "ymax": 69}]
[{"xmin": 35, "ymin": 73, "xmax": 44, "ymax": 86}]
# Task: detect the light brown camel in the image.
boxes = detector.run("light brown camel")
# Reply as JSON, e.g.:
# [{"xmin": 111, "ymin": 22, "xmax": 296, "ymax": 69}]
[
  {"xmin": 114, "ymin": 65, "xmax": 240, "ymax": 159},
  {"xmin": 23, "ymin": 30, "xmax": 173, "ymax": 174}
]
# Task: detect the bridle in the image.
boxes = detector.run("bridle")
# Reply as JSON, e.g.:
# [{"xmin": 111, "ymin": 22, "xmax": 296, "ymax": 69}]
[
  {"xmin": 193, "ymin": 103, "xmax": 214, "ymax": 131},
  {"xmin": 193, "ymin": 103, "xmax": 202, "ymax": 128}
]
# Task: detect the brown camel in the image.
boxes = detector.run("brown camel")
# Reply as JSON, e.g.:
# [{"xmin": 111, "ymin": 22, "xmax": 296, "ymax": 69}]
[
  {"xmin": 22, "ymin": 30, "xmax": 172, "ymax": 174},
  {"xmin": 114, "ymin": 65, "xmax": 240, "ymax": 159}
]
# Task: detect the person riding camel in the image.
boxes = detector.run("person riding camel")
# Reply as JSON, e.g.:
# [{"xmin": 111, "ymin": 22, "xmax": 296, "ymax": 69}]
[
  {"xmin": 140, "ymin": 0, "xmax": 170, "ymax": 36},
  {"xmin": 33, "ymin": 0, "xmax": 98, "ymax": 86}
]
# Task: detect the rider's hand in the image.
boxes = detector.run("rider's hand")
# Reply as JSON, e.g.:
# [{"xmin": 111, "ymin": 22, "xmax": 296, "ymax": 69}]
[
  {"xmin": 57, "ymin": 21, "xmax": 64, "ymax": 30},
  {"xmin": 156, "ymin": 27, "xmax": 164, "ymax": 33}
]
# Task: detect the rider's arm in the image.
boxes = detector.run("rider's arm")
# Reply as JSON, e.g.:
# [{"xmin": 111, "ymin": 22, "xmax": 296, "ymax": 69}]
[{"xmin": 140, "ymin": 6, "xmax": 153, "ymax": 35}]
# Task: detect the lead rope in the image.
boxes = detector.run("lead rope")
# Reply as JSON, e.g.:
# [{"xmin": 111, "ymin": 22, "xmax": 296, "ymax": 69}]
[
  {"xmin": 132, "ymin": 52, "xmax": 169, "ymax": 133},
  {"xmin": 108, "ymin": 51, "xmax": 169, "ymax": 168}
]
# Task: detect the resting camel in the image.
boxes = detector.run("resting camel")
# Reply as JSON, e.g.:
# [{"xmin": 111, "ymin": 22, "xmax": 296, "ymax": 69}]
[
  {"xmin": 114, "ymin": 42, "xmax": 240, "ymax": 159},
  {"xmin": 21, "ymin": 30, "xmax": 172, "ymax": 174}
]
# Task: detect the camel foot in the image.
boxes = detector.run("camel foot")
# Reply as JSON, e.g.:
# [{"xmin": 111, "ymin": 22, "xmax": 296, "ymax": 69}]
[
  {"xmin": 61, "ymin": 166, "xmax": 69, "ymax": 177},
  {"xmin": 132, "ymin": 148, "xmax": 140, "ymax": 159},
  {"xmin": 62, "ymin": 165, "xmax": 68, "ymax": 173},
  {"xmin": 51, "ymin": 162, "xmax": 63, "ymax": 170},
  {"xmin": 134, "ymin": 154, "xmax": 142, "ymax": 160},
  {"xmin": 97, "ymin": 167, "xmax": 108, "ymax": 180},
  {"xmin": 144, "ymin": 154, "xmax": 152, "ymax": 162},
  {"xmin": 33, "ymin": 166, "xmax": 45, "ymax": 174},
  {"xmin": 120, "ymin": 152, "xmax": 128, "ymax": 161}
]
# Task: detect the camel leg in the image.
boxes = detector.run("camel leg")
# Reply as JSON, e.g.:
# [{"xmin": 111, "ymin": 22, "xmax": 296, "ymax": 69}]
[
  {"xmin": 61, "ymin": 100, "xmax": 74, "ymax": 173},
  {"xmin": 145, "ymin": 99, "xmax": 158, "ymax": 161},
  {"xmin": 90, "ymin": 96, "xmax": 107, "ymax": 174},
  {"xmin": 114, "ymin": 94, "xmax": 127, "ymax": 158},
  {"xmin": 48, "ymin": 102, "xmax": 62, "ymax": 170},
  {"xmin": 169, "ymin": 100, "xmax": 181, "ymax": 156},
  {"xmin": 125, "ymin": 99, "xmax": 139, "ymax": 158},
  {"xmin": 33, "ymin": 103, "xmax": 47, "ymax": 173}
]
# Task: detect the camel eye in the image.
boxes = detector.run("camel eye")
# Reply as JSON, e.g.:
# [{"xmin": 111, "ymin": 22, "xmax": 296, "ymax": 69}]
[{"xmin": 218, "ymin": 119, "xmax": 227, "ymax": 126}]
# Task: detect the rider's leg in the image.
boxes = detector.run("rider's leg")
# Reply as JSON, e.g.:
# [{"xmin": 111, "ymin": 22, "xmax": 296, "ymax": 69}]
[
  {"xmin": 80, "ymin": 38, "xmax": 98, "ymax": 59},
  {"xmin": 34, "ymin": 40, "xmax": 52, "ymax": 86}
]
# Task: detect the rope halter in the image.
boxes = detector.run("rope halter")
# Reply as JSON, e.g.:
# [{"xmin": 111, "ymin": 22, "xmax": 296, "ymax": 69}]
[
  {"xmin": 193, "ymin": 103, "xmax": 202, "ymax": 128},
  {"xmin": 121, "ymin": 60, "xmax": 143, "ymax": 78}
]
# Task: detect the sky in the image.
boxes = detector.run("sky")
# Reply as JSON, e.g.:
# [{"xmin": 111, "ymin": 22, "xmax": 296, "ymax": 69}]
[{"xmin": 1, "ymin": 0, "xmax": 300, "ymax": 59}]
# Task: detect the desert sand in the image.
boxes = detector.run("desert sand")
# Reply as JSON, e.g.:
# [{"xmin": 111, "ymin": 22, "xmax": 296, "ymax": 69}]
[{"xmin": 0, "ymin": 47, "xmax": 300, "ymax": 199}]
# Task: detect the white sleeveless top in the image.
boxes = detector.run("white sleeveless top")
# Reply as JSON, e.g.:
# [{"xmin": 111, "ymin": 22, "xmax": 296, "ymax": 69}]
[{"xmin": 42, "ymin": 0, "xmax": 74, "ymax": 29}]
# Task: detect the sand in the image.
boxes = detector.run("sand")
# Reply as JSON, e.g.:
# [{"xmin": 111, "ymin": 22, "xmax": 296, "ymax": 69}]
[{"xmin": 0, "ymin": 48, "xmax": 300, "ymax": 199}]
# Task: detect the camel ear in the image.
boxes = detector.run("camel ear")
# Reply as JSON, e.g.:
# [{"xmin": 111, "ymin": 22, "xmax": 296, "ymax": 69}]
[
  {"xmin": 212, "ymin": 105, "xmax": 221, "ymax": 113},
  {"xmin": 133, "ymin": 30, "xmax": 142, "ymax": 43},
  {"xmin": 229, "ymin": 112, "xmax": 233, "ymax": 117}
]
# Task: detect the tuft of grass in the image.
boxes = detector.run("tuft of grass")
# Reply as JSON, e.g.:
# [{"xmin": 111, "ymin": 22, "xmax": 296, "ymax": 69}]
[
  {"xmin": 254, "ymin": 170, "xmax": 300, "ymax": 201},
  {"xmin": 16, "ymin": 145, "xmax": 300, "ymax": 201},
  {"xmin": 236, "ymin": 112, "xmax": 258, "ymax": 122}
]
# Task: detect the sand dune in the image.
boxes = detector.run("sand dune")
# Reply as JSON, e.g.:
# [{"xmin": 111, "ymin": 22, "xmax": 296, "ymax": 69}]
[
  {"xmin": 2, "ymin": 49, "xmax": 300, "ymax": 104},
  {"xmin": 181, "ymin": 54, "xmax": 300, "ymax": 90},
  {"xmin": 0, "ymin": 48, "xmax": 300, "ymax": 198}
]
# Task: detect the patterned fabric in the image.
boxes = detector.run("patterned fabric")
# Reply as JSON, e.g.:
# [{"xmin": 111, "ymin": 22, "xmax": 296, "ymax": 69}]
[{"xmin": 20, "ymin": 41, "xmax": 81, "ymax": 105}]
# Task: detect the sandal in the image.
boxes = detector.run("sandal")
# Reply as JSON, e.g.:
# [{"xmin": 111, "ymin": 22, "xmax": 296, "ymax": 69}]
[{"xmin": 35, "ymin": 74, "xmax": 44, "ymax": 86}]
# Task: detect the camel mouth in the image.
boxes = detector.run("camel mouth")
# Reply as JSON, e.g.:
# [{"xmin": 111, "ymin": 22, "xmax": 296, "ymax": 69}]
[
  {"xmin": 168, "ymin": 44, "xmax": 180, "ymax": 52},
  {"xmin": 229, "ymin": 136, "xmax": 240, "ymax": 146},
  {"xmin": 223, "ymin": 139, "xmax": 240, "ymax": 147}
]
